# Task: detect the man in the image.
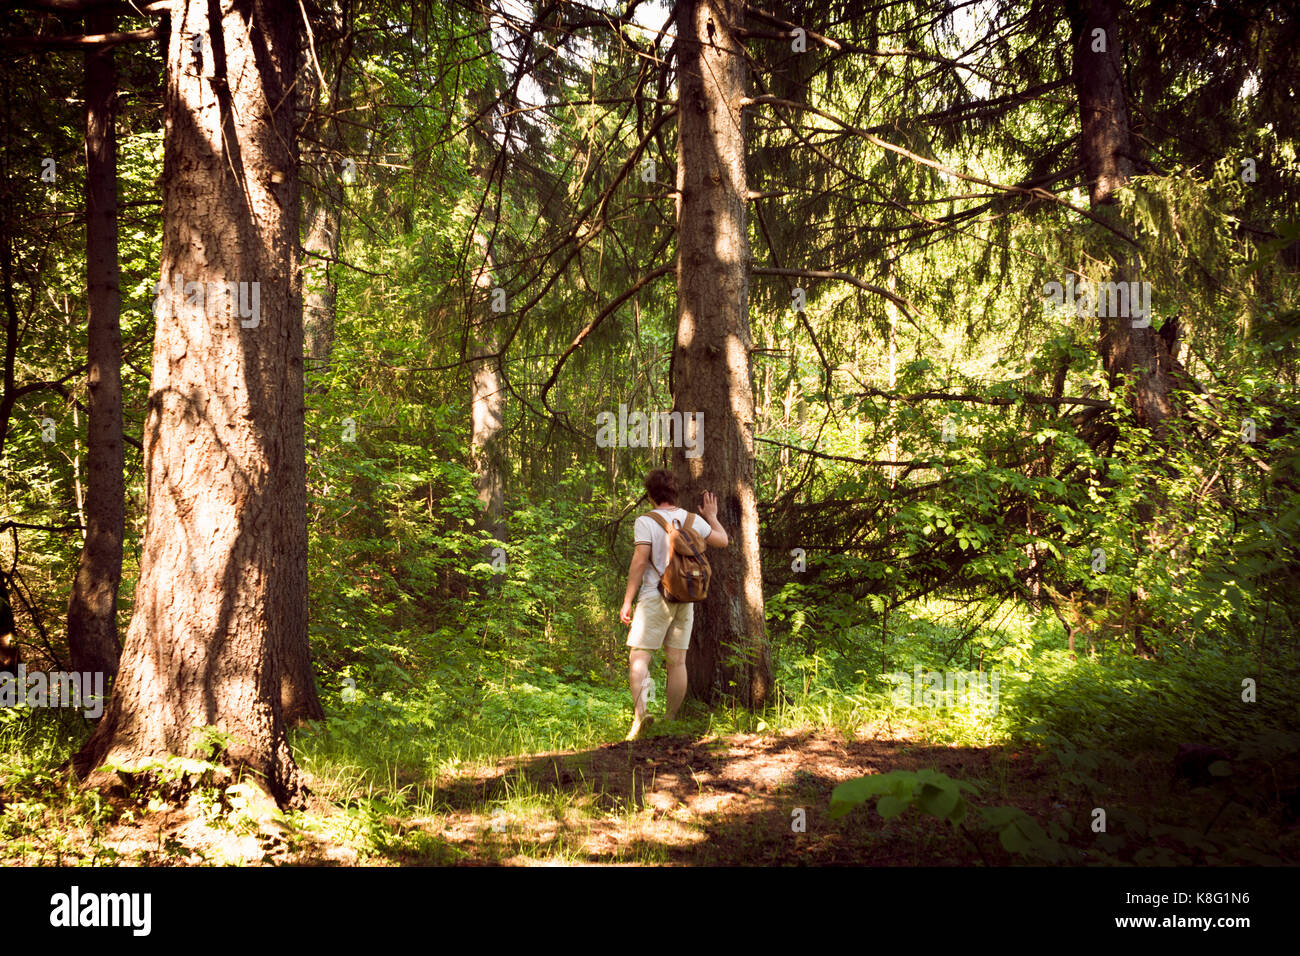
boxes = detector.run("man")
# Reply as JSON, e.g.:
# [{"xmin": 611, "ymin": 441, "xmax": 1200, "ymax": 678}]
[{"xmin": 619, "ymin": 469, "xmax": 728, "ymax": 740}]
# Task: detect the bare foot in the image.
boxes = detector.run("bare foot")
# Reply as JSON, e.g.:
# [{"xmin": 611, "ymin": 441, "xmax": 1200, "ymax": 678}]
[{"xmin": 626, "ymin": 715, "xmax": 654, "ymax": 741}]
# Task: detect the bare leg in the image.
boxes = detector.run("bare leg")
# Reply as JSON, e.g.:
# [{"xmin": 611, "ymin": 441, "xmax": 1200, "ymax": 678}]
[
  {"xmin": 627, "ymin": 649, "xmax": 653, "ymax": 737},
  {"xmin": 665, "ymin": 646, "xmax": 687, "ymax": 721}
]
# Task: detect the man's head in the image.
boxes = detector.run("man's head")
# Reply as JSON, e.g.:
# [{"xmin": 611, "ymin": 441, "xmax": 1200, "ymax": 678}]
[{"xmin": 645, "ymin": 468, "xmax": 678, "ymax": 507}]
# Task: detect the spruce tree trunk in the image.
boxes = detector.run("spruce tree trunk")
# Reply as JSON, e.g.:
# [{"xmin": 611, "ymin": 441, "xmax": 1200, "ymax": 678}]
[
  {"xmin": 1070, "ymin": 0, "xmax": 1177, "ymax": 438},
  {"xmin": 672, "ymin": 0, "xmax": 772, "ymax": 707},
  {"xmin": 66, "ymin": 7, "xmax": 124, "ymax": 680},
  {"xmin": 1069, "ymin": 0, "xmax": 1170, "ymax": 657},
  {"xmin": 75, "ymin": 0, "xmax": 314, "ymax": 805}
]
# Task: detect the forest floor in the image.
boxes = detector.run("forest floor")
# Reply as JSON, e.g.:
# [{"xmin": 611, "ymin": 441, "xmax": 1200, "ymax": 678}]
[
  {"xmin": 8, "ymin": 721, "xmax": 1295, "ymax": 866},
  {"xmin": 53, "ymin": 725, "xmax": 1052, "ymax": 865},
  {"xmin": 407, "ymin": 725, "xmax": 1070, "ymax": 865}
]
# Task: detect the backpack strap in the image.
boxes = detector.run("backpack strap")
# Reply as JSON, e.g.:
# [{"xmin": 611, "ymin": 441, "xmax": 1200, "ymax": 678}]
[
  {"xmin": 646, "ymin": 511, "xmax": 672, "ymax": 533},
  {"xmin": 678, "ymin": 513, "xmax": 707, "ymax": 562},
  {"xmin": 644, "ymin": 511, "xmax": 671, "ymax": 576}
]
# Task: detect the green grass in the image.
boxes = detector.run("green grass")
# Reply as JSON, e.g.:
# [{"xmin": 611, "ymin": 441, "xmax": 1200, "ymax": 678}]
[
  {"xmin": 0, "ymin": 707, "xmax": 118, "ymax": 864},
  {"xmin": 3, "ymin": 596, "xmax": 1297, "ymax": 865}
]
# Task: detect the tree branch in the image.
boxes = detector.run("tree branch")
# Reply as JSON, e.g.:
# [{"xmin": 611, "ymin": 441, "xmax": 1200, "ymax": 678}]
[
  {"xmin": 849, "ymin": 387, "xmax": 1112, "ymax": 409},
  {"xmin": 752, "ymin": 266, "xmax": 928, "ymax": 329},
  {"xmin": 539, "ymin": 263, "xmax": 673, "ymax": 409},
  {"xmin": 3, "ymin": 25, "xmax": 161, "ymax": 52},
  {"xmin": 742, "ymin": 93, "xmax": 1138, "ymax": 248}
]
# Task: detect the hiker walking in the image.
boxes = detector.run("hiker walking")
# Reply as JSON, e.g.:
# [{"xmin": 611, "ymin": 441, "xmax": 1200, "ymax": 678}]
[{"xmin": 620, "ymin": 469, "xmax": 728, "ymax": 740}]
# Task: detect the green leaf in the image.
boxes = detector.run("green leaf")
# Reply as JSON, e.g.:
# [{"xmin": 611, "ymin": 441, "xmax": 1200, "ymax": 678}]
[
  {"xmin": 828, "ymin": 775, "xmax": 893, "ymax": 818},
  {"xmin": 915, "ymin": 782, "xmax": 959, "ymax": 820},
  {"xmin": 998, "ymin": 821, "xmax": 1033, "ymax": 854},
  {"xmin": 876, "ymin": 794, "xmax": 910, "ymax": 819}
]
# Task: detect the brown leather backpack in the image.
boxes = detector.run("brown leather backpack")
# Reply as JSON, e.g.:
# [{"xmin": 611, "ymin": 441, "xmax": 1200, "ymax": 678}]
[{"xmin": 645, "ymin": 511, "xmax": 712, "ymax": 603}]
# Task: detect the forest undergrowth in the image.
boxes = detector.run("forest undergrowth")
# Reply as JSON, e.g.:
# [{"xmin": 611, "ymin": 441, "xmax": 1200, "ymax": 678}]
[{"xmin": 3, "ymin": 592, "xmax": 1295, "ymax": 867}]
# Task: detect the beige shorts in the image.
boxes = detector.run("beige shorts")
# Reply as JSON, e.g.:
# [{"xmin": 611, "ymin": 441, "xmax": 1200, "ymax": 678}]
[{"xmin": 626, "ymin": 589, "xmax": 694, "ymax": 651}]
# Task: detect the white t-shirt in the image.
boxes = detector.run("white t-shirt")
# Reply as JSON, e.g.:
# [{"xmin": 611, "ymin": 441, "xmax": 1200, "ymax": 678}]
[{"xmin": 634, "ymin": 507, "xmax": 712, "ymax": 600}]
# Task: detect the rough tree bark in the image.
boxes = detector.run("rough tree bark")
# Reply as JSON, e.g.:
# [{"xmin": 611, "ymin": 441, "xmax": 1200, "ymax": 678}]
[
  {"xmin": 1068, "ymin": 0, "xmax": 1176, "ymax": 657},
  {"xmin": 65, "ymin": 5, "xmax": 124, "ymax": 680},
  {"xmin": 74, "ymin": 0, "xmax": 315, "ymax": 805},
  {"xmin": 671, "ymin": 0, "xmax": 772, "ymax": 707},
  {"xmin": 1070, "ymin": 0, "xmax": 1178, "ymax": 438}
]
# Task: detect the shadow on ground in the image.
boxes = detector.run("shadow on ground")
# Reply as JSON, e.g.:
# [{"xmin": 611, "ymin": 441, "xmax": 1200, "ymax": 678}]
[{"xmin": 417, "ymin": 729, "xmax": 1074, "ymax": 865}]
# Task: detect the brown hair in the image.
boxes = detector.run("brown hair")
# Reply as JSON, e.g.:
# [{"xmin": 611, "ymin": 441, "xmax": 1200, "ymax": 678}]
[{"xmin": 645, "ymin": 469, "xmax": 678, "ymax": 506}]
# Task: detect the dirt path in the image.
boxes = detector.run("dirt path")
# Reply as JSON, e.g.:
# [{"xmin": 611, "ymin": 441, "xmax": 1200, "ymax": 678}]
[
  {"xmin": 420, "ymin": 728, "xmax": 1059, "ymax": 865},
  {"xmin": 46, "ymin": 727, "xmax": 1042, "ymax": 866},
  {"xmin": 34, "ymin": 725, "xmax": 1285, "ymax": 865},
  {"xmin": 71, "ymin": 723, "xmax": 1279, "ymax": 868}
]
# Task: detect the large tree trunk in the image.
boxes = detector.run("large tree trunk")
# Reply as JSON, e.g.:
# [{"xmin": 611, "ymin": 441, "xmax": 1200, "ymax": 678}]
[
  {"xmin": 74, "ymin": 0, "xmax": 314, "ymax": 806},
  {"xmin": 1070, "ymin": 0, "xmax": 1178, "ymax": 438},
  {"xmin": 672, "ymin": 0, "xmax": 772, "ymax": 707},
  {"xmin": 66, "ymin": 7, "xmax": 124, "ymax": 681},
  {"xmin": 1069, "ymin": 0, "xmax": 1172, "ymax": 657}
]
